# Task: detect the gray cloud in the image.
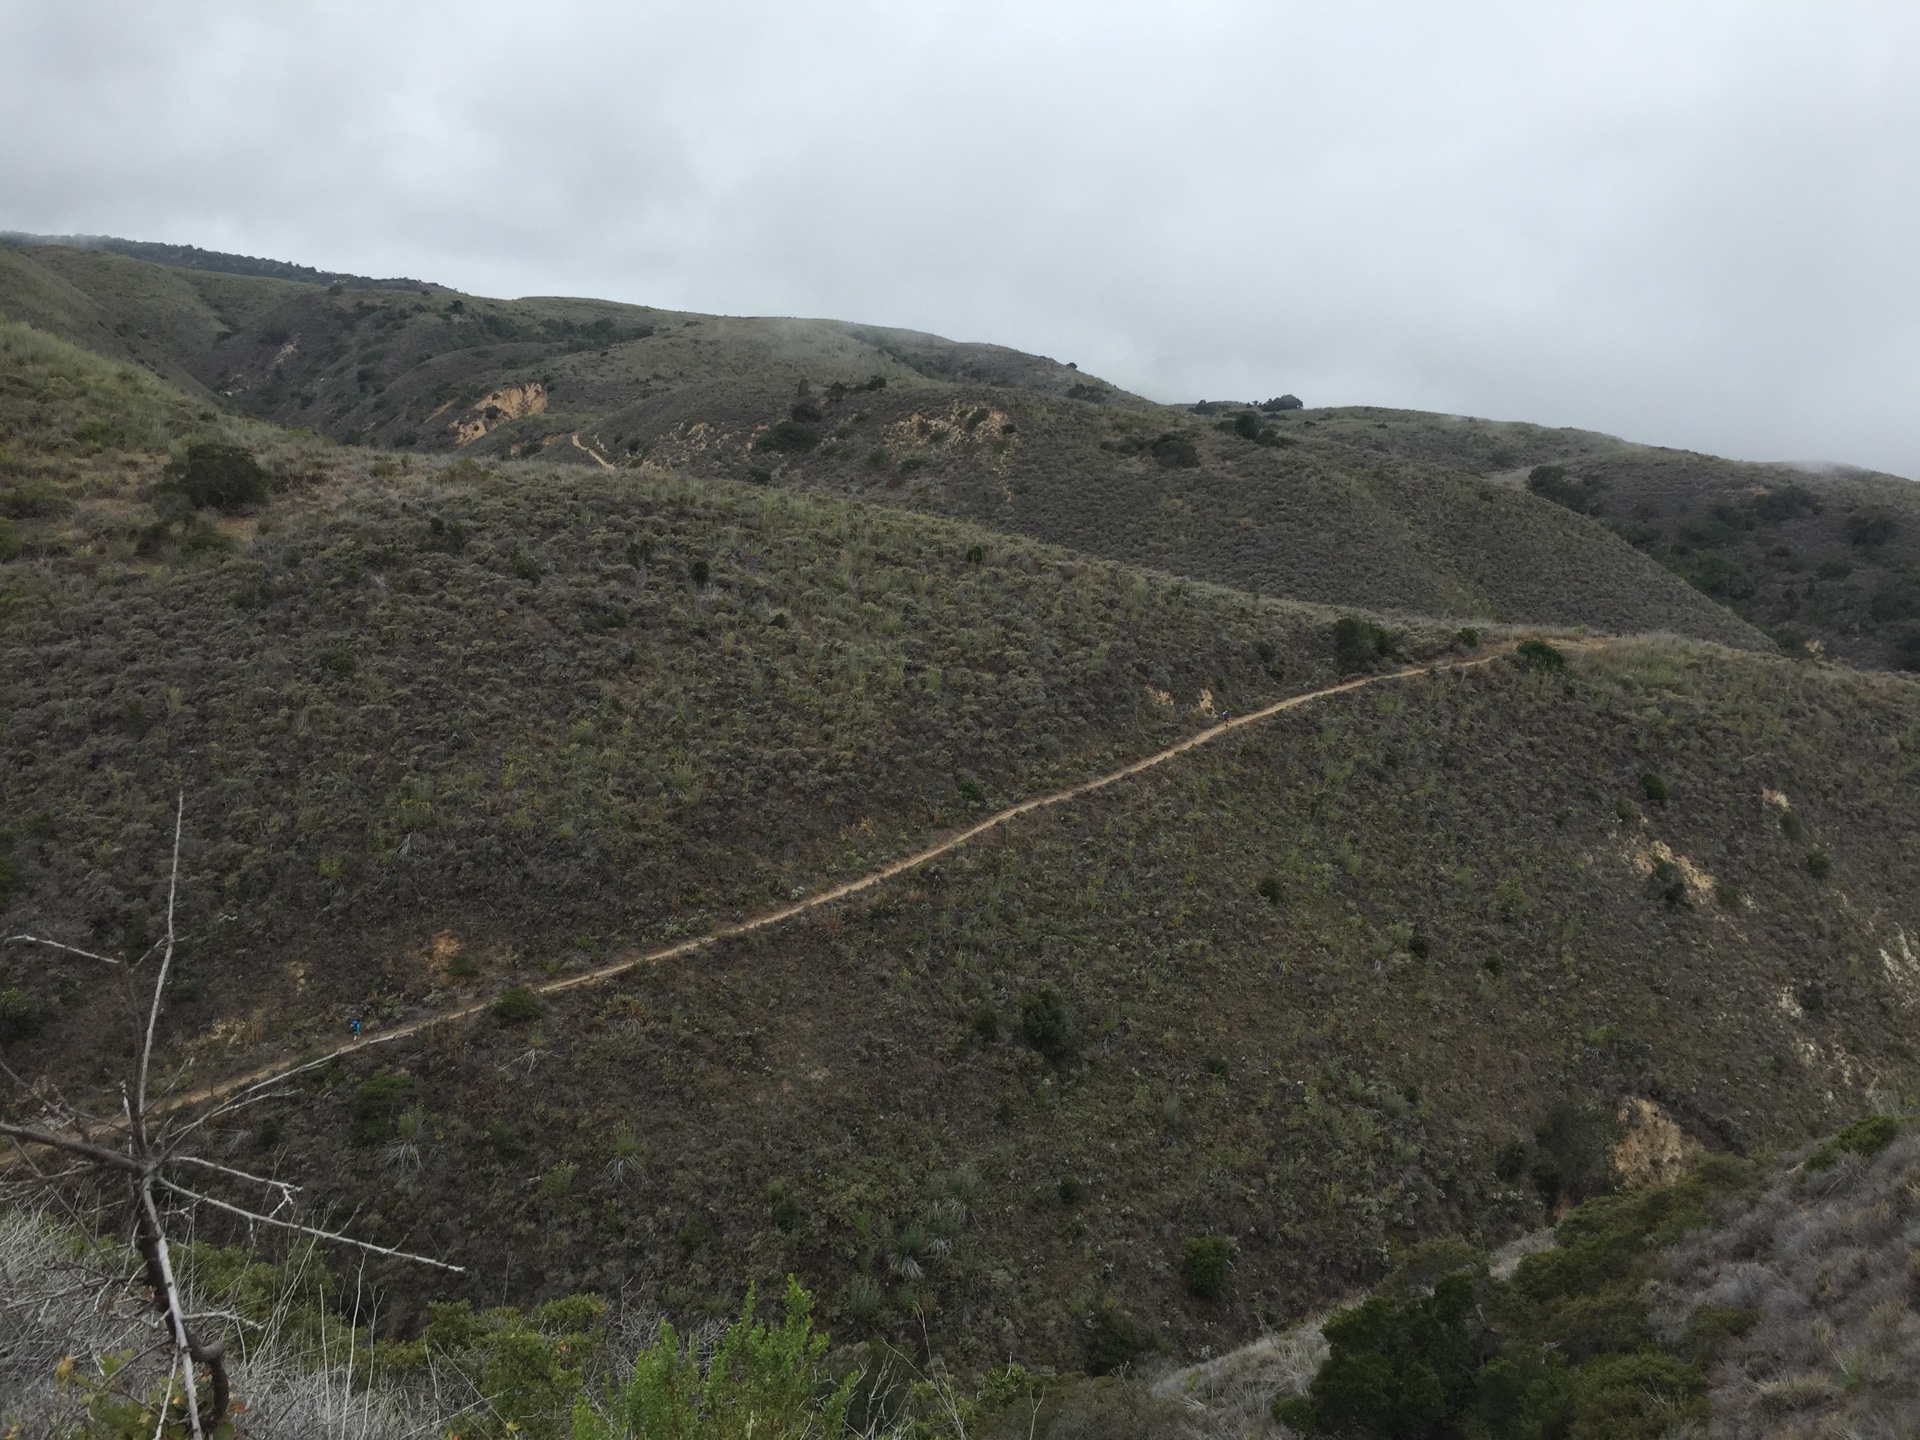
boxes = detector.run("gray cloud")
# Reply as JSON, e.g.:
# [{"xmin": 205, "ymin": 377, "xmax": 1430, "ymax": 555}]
[{"xmin": 4, "ymin": 0, "xmax": 1917, "ymax": 476}]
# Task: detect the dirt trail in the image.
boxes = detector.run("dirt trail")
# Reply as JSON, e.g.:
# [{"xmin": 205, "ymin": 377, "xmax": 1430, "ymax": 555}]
[{"xmin": 165, "ymin": 648, "xmax": 1508, "ymax": 1112}]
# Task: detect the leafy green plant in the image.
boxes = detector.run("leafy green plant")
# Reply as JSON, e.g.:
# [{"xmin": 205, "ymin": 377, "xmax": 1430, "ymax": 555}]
[
  {"xmin": 755, "ymin": 421, "xmax": 820, "ymax": 453},
  {"xmin": 349, "ymin": 1070, "xmax": 414, "ymax": 1145},
  {"xmin": 1182, "ymin": 1235, "xmax": 1231, "ymax": 1299},
  {"xmin": 494, "ymin": 986, "xmax": 545, "ymax": 1025},
  {"xmin": 160, "ymin": 441, "xmax": 271, "ymax": 512},
  {"xmin": 1017, "ymin": 983, "xmax": 1074, "ymax": 1063},
  {"xmin": 0, "ymin": 985, "xmax": 43, "ymax": 1042},
  {"xmin": 1804, "ymin": 1114, "xmax": 1899, "ymax": 1172},
  {"xmin": 1081, "ymin": 1297, "xmax": 1153, "ymax": 1375},
  {"xmin": 1334, "ymin": 616, "xmax": 1395, "ymax": 671},
  {"xmin": 1516, "ymin": 638, "xmax": 1566, "ymax": 672},
  {"xmin": 575, "ymin": 1278, "xmax": 852, "ymax": 1440},
  {"xmin": 1149, "ymin": 433, "xmax": 1198, "ymax": 469},
  {"xmin": 1806, "ymin": 850, "xmax": 1831, "ymax": 879},
  {"xmin": 1640, "ymin": 772, "xmax": 1668, "ymax": 805}
]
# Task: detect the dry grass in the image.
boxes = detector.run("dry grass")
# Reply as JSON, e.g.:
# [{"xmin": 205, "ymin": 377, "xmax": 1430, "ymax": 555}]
[{"xmin": 1657, "ymin": 1125, "xmax": 1920, "ymax": 1436}]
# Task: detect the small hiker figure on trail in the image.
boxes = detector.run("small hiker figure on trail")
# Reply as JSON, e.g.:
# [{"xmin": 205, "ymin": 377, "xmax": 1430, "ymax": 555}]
[{"xmin": 350, "ymin": 1018, "xmax": 362, "ymax": 1040}]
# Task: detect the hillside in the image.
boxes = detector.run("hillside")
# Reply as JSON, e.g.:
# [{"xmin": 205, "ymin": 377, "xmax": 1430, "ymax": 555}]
[
  {"xmin": 0, "ymin": 236, "xmax": 1769, "ymax": 653},
  {"xmin": 1318, "ymin": 405, "xmax": 1920, "ymax": 671},
  {"xmin": 4, "ymin": 239, "xmax": 1920, "ymax": 1422}
]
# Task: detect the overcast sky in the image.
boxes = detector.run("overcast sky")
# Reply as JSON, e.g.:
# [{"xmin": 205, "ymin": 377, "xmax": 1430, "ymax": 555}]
[{"xmin": 4, "ymin": 2, "xmax": 1917, "ymax": 478}]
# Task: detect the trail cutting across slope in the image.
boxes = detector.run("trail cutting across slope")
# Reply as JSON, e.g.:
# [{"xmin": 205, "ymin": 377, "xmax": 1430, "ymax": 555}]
[{"xmin": 167, "ymin": 646, "xmax": 1510, "ymax": 1113}]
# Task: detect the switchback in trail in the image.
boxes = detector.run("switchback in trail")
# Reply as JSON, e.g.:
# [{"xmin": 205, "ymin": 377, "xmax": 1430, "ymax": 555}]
[{"xmin": 168, "ymin": 645, "xmax": 1512, "ymax": 1112}]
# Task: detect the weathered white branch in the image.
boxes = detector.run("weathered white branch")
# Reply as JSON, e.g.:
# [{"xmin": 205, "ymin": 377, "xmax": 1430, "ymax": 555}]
[
  {"xmin": 134, "ymin": 793, "xmax": 185, "ymax": 1134},
  {"xmin": 155, "ymin": 1177, "xmax": 466, "ymax": 1273},
  {"xmin": 2, "ymin": 932, "xmax": 123, "ymax": 965}
]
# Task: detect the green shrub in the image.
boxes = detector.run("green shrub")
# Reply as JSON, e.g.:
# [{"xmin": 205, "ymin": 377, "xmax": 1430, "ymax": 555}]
[
  {"xmin": 1494, "ymin": 1140, "xmax": 1527, "ymax": 1182},
  {"xmin": 575, "ymin": 1278, "xmax": 850, "ymax": 1440},
  {"xmin": 1805, "ymin": 850, "xmax": 1831, "ymax": 879},
  {"xmin": 161, "ymin": 441, "xmax": 271, "ymax": 511},
  {"xmin": 1846, "ymin": 511, "xmax": 1897, "ymax": 547},
  {"xmin": 1182, "ymin": 1235, "xmax": 1231, "ymax": 1299},
  {"xmin": 764, "ymin": 1178, "xmax": 801, "ymax": 1231},
  {"xmin": 350, "ymin": 1070, "xmax": 414, "ymax": 1145},
  {"xmin": 1640, "ymin": 772, "xmax": 1668, "ymax": 805},
  {"xmin": 754, "ymin": 421, "xmax": 820, "ymax": 453},
  {"xmin": 1530, "ymin": 1100, "xmax": 1622, "ymax": 1208},
  {"xmin": 1275, "ymin": 1270, "xmax": 1480, "ymax": 1436},
  {"xmin": 1516, "ymin": 638, "xmax": 1566, "ymax": 672},
  {"xmin": 690, "ymin": 558, "xmax": 710, "ymax": 587},
  {"xmin": 1455, "ymin": 627, "xmax": 1480, "ymax": 649},
  {"xmin": 494, "ymin": 986, "xmax": 546, "ymax": 1025},
  {"xmin": 1527, "ymin": 465, "xmax": 1605, "ymax": 515},
  {"xmin": 0, "ymin": 986, "xmax": 43, "ymax": 1043},
  {"xmin": 0, "ymin": 515, "xmax": 16, "ymax": 560},
  {"xmin": 1256, "ymin": 873, "xmax": 1284, "ymax": 905},
  {"xmin": 1649, "ymin": 859, "xmax": 1687, "ymax": 908},
  {"xmin": 1058, "ymin": 1175, "xmax": 1085, "ymax": 1206},
  {"xmin": 1334, "ymin": 616, "xmax": 1394, "ymax": 671},
  {"xmin": 1805, "ymin": 1114, "xmax": 1899, "ymax": 1171},
  {"xmin": 1148, "ymin": 434, "xmax": 1198, "ymax": 469},
  {"xmin": 1017, "ymin": 983, "xmax": 1074, "ymax": 1062},
  {"xmin": 1081, "ymin": 1297, "xmax": 1153, "ymax": 1375},
  {"xmin": 969, "ymin": 1004, "xmax": 999, "ymax": 1042},
  {"xmin": 747, "ymin": 467, "xmax": 772, "ymax": 485}
]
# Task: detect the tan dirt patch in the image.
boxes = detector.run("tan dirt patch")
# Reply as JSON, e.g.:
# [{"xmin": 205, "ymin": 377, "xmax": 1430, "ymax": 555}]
[
  {"xmin": 451, "ymin": 383, "xmax": 547, "ymax": 445},
  {"xmin": 1614, "ymin": 1097, "xmax": 1702, "ymax": 1188}
]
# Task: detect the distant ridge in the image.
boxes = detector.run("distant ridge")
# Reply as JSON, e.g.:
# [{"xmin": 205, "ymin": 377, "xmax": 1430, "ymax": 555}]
[{"xmin": 0, "ymin": 229, "xmax": 425, "ymax": 291}]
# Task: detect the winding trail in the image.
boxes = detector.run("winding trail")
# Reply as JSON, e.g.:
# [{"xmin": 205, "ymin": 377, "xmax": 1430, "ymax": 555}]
[{"xmin": 168, "ymin": 647, "xmax": 1508, "ymax": 1112}]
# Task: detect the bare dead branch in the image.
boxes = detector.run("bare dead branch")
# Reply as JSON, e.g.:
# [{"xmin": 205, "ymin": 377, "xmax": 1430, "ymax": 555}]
[
  {"xmin": 0, "ymin": 1120, "xmax": 145, "ymax": 1174},
  {"xmin": 166, "ymin": 1153, "xmax": 300, "ymax": 1212},
  {"xmin": 2, "ymin": 932, "xmax": 124, "ymax": 965},
  {"xmin": 135, "ymin": 1177, "xmax": 212, "ymax": 1440},
  {"xmin": 134, "ymin": 793, "xmax": 186, "ymax": 1137},
  {"xmin": 155, "ymin": 1177, "xmax": 467, "ymax": 1273}
]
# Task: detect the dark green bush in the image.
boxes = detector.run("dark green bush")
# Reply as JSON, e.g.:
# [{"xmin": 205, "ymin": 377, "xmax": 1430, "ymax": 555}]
[
  {"xmin": 747, "ymin": 467, "xmax": 771, "ymax": 485},
  {"xmin": 1275, "ymin": 1270, "xmax": 1480, "ymax": 1437},
  {"xmin": 1456, "ymin": 627, "xmax": 1480, "ymax": 649},
  {"xmin": 350, "ymin": 1070, "xmax": 414, "ymax": 1145},
  {"xmin": 494, "ymin": 986, "xmax": 545, "ymax": 1025},
  {"xmin": 969, "ymin": 1004, "xmax": 998, "ymax": 1042},
  {"xmin": 1640, "ymin": 772, "xmax": 1668, "ymax": 805},
  {"xmin": 1081, "ymin": 1298, "xmax": 1153, "ymax": 1375},
  {"xmin": 1531, "ymin": 1100, "xmax": 1622, "ymax": 1208},
  {"xmin": 1516, "ymin": 638, "xmax": 1565, "ymax": 672},
  {"xmin": 1494, "ymin": 1140, "xmax": 1527, "ymax": 1183},
  {"xmin": 763, "ymin": 1178, "xmax": 801, "ymax": 1230},
  {"xmin": 1334, "ymin": 616, "xmax": 1394, "ymax": 671},
  {"xmin": 1649, "ymin": 859, "xmax": 1687, "ymax": 908},
  {"xmin": 690, "ymin": 559, "xmax": 710, "ymax": 587},
  {"xmin": 1058, "ymin": 1175, "xmax": 1085, "ymax": 1206},
  {"xmin": 0, "ymin": 986, "xmax": 43, "ymax": 1043},
  {"xmin": 1805, "ymin": 1114, "xmax": 1899, "ymax": 1171},
  {"xmin": 1846, "ymin": 511, "xmax": 1897, "ymax": 547},
  {"xmin": 1806, "ymin": 850, "xmax": 1831, "ymax": 880},
  {"xmin": 1261, "ymin": 394, "xmax": 1303, "ymax": 412},
  {"xmin": 1182, "ymin": 1235, "xmax": 1231, "ymax": 1299},
  {"xmin": 1256, "ymin": 874, "xmax": 1284, "ymax": 905},
  {"xmin": 1149, "ymin": 434, "xmax": 1198, "ymax": 469},
  {"xmin": 1527, "ymin": 465, "xmax": 1605, "ymax": 515},
  {"xmin": 0, "ymin": 515, "xmax": 16, "ymax": 560},
  {"xmin": 318, "ymin": 648, "xmax": 357, "ymax": 676},
  {"xmin": 754, "ymin": 421, "xmax": 820, "ymax": 453},
  {"xmin": 161, "ymin": 441, "xmax": 271, "ymax": 511},
  {"xmin": 1017, "ymin": 983, "xmax": 1074, "ymax": 1063}
]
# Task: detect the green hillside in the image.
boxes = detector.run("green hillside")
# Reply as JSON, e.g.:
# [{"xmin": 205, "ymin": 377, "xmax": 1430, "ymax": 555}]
[
  {"xmin": 4, "ymin": 238, "xmax": 1920, "ymax": 1433},
  {"xmin": 0, "ymin": 238, "xmax": 1771, "ymax": 652},
  {"xmin": 1319, "ymin": 405, "xmax": 1920, "ymax": 670}
]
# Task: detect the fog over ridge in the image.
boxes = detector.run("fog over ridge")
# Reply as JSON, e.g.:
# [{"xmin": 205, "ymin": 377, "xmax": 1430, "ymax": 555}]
[{"xmin": 2, "ymin": 1, "xmax": 1916, "ymax": 478}]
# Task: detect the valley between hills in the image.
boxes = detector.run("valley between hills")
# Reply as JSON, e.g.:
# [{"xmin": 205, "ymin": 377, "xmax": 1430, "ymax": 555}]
[{"xmin": 2, "ymin": 233, "xmax": 1918, "ymax": 1437}]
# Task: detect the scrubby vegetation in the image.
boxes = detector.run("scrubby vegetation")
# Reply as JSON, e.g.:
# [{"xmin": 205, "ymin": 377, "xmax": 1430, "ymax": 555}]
[{"xmin": 5, "ymin": 237, "xmax": 1920, "ymax": 1433}]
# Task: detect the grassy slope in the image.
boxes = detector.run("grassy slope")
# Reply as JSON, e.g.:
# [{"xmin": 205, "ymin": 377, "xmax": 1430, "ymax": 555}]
[
  {"xmin": 0, "ymin": 244, "xmax": 1767, "ymax": 651},
  {"xmin": 1319, "ymin": 405, "xmax": 1920, "ymax": 670},
  {"xmin": 89, "ymin": 636, "xmax": 1914, "ymax": 1372},
  {"xmin": 4, "ymin": 269, "xmax": 1918, "ymax": 1375}
]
